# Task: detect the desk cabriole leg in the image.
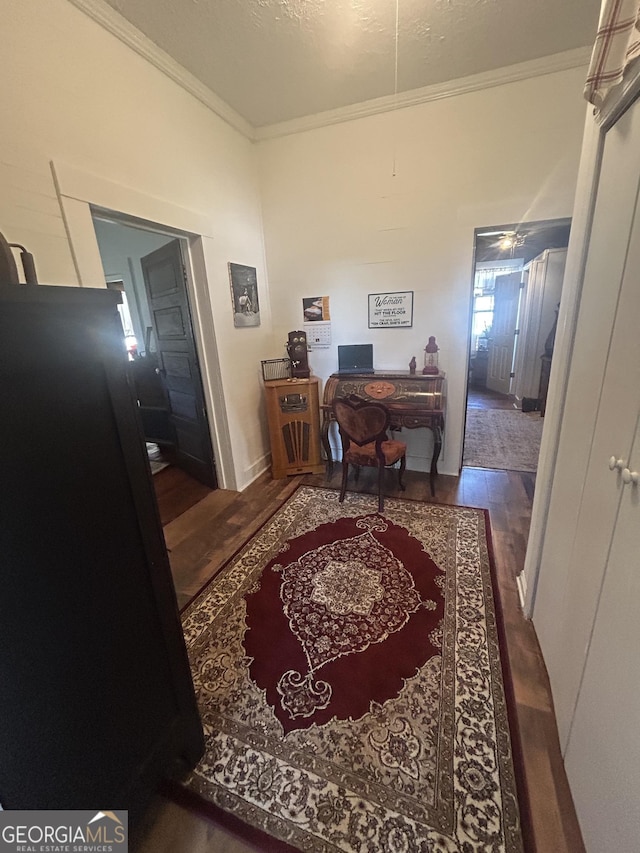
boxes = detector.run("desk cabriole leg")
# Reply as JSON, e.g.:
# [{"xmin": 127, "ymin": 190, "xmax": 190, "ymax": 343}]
[
  {"xmin": 321, "ymin": 414, "xmax": 333, "ymax": 479},
  {"xmin": 430, "ymin": 424, "xmax": 442, "ymax": 497}
]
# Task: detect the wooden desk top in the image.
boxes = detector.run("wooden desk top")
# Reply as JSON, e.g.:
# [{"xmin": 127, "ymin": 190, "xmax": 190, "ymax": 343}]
[{"xmin": 323, "ymin": 371, "xmax": 445, "ymax": 413}]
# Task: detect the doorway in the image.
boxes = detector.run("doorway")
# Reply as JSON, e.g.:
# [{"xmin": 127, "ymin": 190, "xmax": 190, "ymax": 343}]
[
  {"xmin": 92, "ymin": 215, "xmax": 218, "ymax": 495},
  {"xmin": 463, "ymin": 218, "xmax": 571, "ymax": 472}
]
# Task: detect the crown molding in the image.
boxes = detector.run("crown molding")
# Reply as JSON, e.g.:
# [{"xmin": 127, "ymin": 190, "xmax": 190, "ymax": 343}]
[
  {"xmin": 255, "ymin": 46, "xmax": 592, "ymax": 141},
  {"xmin": 67, "ymin": 0, "xmax": 254, "ymax": 140},
  {"xmin": 66, "ymin": 0, "xmax": 591, "ymax": 144}
]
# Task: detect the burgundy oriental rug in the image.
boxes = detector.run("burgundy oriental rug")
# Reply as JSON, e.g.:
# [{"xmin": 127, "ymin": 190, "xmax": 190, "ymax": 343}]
[{"xmin": 177, "ymin": 486, "xmax": 526, "ymax": 852}]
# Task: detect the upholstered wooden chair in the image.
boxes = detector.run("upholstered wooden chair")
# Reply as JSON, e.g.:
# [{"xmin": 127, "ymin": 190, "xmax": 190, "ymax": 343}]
[{"xmin": 332, "ymin": 395, "xmax": 406, "ymax": 512}]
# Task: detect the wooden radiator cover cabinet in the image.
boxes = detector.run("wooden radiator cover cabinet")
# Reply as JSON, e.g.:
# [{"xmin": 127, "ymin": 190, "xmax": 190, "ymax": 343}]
[{"xmin": 264, "ymin": 377, "xmax": 324, "ymax": 478}]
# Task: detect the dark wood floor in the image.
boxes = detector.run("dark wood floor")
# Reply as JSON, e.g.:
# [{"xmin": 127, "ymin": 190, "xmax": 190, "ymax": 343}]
[
  {"xmin": 466, "ymin": 385, "xmax": 519, "ymax": 410},
  {"xmin": 152, "ymin": 465, "xmax": 213, "ymax": 526},
  {"xmin": 134, "ymin": 458, "xmax": 584, "ymax": 853}
]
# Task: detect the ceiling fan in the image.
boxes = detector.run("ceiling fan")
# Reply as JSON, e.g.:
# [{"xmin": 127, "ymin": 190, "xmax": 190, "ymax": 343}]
[{"xmin": 476, "ymin": 229, "xmax": 526, "ymax": 251}]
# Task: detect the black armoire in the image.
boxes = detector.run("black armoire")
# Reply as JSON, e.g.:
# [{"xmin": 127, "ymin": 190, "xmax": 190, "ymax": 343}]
[{"xmin": 0, "ymin": 284, "xmax": 204, "ymax": 820}]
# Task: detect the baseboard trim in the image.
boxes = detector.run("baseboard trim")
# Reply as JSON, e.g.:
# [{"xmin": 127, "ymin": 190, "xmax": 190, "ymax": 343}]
[
  {"xmin": 516, "ymin": 571, "xmax": 528, "ymax": 611},
  {"xmin": 241, "ymin": 454, "xmax": 271, "ymax": 490}
]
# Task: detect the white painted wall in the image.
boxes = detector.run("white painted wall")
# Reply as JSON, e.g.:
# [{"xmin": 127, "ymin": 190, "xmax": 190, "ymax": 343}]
[
  {"xmin": 256, "ymin": 68, "xmax": 587, "ymax": 474},
  {"xmin": 0, "ymin": 0, "xmax": 271, "ymax": 491},
  {"xmin": 0, "ymin": 0, "xmax": 590, "ymax": 487}
]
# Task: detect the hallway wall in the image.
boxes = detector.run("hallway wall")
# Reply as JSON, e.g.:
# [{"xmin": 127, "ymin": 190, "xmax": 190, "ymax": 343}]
[
  {"xmin": 0, "ymin": 0, "xmax": 271, "ymax": 490},
  {"xmin": 256, "ymin": 68, "xmax": 587, "ymax": 474},
  {"xmin": 1, "ymin": 0, "xmax": 590, "ymax": 485}
]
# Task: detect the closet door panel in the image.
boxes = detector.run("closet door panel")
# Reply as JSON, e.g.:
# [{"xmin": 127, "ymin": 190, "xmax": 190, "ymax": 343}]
[
  {"xmin": 550, "ymin": 181, "xmax": 640, "ymax": 747},
  {"xmin": 564, "ymin": 406, "xmax": 640, "ymax": 851},
  {"xmin": 534, "ymin": 97, "xmax": 640, "ymax": 746}
]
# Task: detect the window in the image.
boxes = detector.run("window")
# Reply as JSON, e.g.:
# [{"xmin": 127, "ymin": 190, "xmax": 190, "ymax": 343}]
[
  {"xmin": 471, "ymin": 261, "xmax": 522, "ymax": 351},
  {"xmin": 106, "ymin": 280, "xmax": 138, "ymax": 358}
]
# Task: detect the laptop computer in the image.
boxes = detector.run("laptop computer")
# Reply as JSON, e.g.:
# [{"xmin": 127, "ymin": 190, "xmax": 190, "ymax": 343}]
[{"xmin": 337, "ymin": 344, "xmax": 374, "ymax": 374}]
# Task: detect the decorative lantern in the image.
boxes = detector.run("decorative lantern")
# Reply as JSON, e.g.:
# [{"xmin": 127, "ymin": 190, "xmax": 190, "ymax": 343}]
[{"xmin": 422, "ymin": 336, "xmax": 439, "ymax": 375}]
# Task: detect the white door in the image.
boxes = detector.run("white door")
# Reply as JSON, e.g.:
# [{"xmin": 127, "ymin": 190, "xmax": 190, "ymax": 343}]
[
  {"xmin": 486, "ymin": 272, "xmax": 521, "ymax": 395},
  {"xmin": 564, "ymin": 404, "xmax": 640, "ymax": 851},
  {"xmin": 512, "ymin": 250, "xmax": 567, "ymax": 401},
  {"xmin": 533, "ymin": 94, "xmax": 640, "ymax": 751},
  {"xmin": 561, "ymin": 174, "xmax": 640, "ymax": 848}
]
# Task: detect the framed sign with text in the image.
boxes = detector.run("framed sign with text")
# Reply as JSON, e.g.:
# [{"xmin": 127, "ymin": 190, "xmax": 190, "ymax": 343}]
[{"xmin": 368, "ymin": 291, "xmax": 413, "ymax": 328}]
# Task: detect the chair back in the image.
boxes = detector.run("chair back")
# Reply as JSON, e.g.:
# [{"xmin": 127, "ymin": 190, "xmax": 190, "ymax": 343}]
[{"xmin": 332, "ymin": 395, "xmax": 391, "ymax": 450}]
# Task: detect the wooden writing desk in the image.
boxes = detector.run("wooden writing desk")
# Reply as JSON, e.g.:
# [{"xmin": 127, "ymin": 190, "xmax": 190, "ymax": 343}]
[{"xmin": 321, "ymin": 371, "xmax": 445, "ymax": 496}]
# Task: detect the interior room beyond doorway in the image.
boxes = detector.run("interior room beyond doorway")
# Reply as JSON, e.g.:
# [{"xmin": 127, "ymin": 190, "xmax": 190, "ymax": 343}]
[
  {"xmin": 463, "ymin": 218, "xmax": 571, "ymax": 473},
  {"xmin": 92, "ymin": 215, "xmax": 218, "ymax": 503}
]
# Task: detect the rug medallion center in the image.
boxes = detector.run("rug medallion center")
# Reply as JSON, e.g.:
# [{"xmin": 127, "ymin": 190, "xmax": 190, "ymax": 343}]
[
  {"xmin": 246, "ymin": 514, "xmax": 436, "ymax": 727},
  {"xmin": 310, "ymin": 559, "xmax": 383, "ymax": 616}
]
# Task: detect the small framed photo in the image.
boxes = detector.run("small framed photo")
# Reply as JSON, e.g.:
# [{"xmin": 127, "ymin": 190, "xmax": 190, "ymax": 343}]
[
  {"xmin": 368, "ymin": 291, "xmax": 413, "ymax": 328},
  {"xmin": 302, "ymin": 296, "xmax": 330, "ymax": 321},
  {"xmin": 229, "ymin": 263, "xmax": 260, "ymax": 327}
]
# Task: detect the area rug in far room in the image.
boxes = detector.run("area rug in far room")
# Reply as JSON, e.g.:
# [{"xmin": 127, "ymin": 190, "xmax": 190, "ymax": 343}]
[
  {"xmin": 175, "ymin": 486, "xmax": 526, "ymax": 852},
  {"xmin": 463, "ymin": 409, "xmax": 543, "ymax": 472}
]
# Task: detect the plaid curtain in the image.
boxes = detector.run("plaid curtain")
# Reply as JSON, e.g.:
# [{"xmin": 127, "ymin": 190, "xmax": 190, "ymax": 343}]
[{"xmin": 585, "ymin": 0, "xmax": 640, "ymax": 107}]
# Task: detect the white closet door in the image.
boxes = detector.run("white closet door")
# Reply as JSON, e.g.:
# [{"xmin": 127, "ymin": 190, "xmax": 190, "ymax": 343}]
[
  {"xmin": 564, "ymin": 403, "xmax": 640, "ymax": 852},
  {"xmin": 561, "ymin": 128, "xmax": 640, "ymax": 846},
  {"xmin": 534, "ymin": 96, "xmax": 640, "ymax": 747},
  {"xmin": 552, "ymin": 167, "xmax": 640, "ymax": 740}
]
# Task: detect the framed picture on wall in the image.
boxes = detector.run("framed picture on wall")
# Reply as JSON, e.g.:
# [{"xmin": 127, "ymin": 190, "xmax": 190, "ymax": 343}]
[
  {"xmin": 229, "ymin": 263, "xmax": 260, "ymax": 327},
  {"xmin": 368, "ymin": 291, "xmax": 413, "ymax": 328}
]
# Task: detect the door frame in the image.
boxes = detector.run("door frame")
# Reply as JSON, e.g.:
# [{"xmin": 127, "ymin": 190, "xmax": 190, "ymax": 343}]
[
  {"xmin": 139, "ymin": 236, "xmax": 217, "ymax": 487},
  {"xmin": 462, "ymin": 216, "xmax": 571, "ymax": 607},
  {"xmin": 50, "ymin": 161, "xmax": 236, "ymax": 491}
]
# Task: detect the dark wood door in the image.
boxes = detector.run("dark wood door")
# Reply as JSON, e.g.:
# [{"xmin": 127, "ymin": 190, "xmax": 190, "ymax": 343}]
[{"xmin": 141, "ymin": 239, "xmax": 217, "ymax": 489}]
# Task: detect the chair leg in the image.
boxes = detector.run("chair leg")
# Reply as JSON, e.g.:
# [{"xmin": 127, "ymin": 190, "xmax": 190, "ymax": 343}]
[
  {"xmin": 378, "ymin": 464, "xmax": 384, "ymax": 513},
  {"xmin": 339, "ymin": 460, "xmax": 349, "ymax": 503},
  {"xmin": 398, "ymin": 455, "xmax": 406, "ymax": 491}
]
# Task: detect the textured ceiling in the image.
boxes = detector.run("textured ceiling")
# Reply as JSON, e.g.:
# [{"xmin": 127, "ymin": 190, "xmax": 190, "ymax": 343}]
[{"xmin": 101, "ymin": 0, "xmax": 601, "ymax": 127}]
